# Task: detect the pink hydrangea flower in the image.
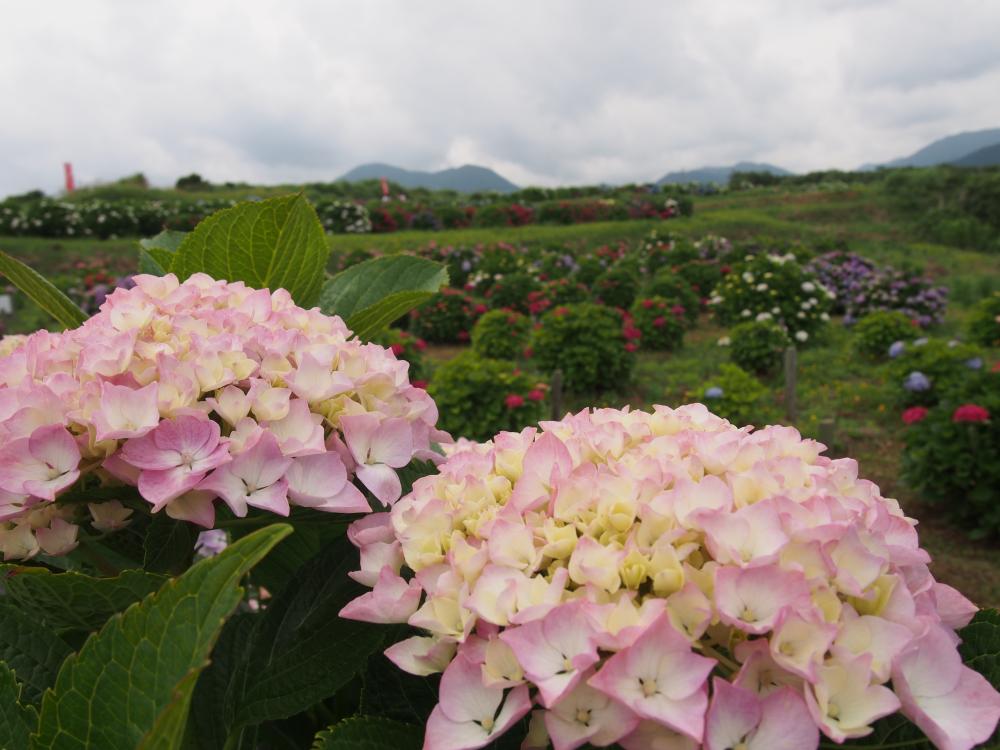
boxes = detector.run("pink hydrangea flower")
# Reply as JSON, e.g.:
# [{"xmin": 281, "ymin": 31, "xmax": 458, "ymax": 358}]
[
  {"xmin": 341, "ymin": 404, "xmax": 999, "ymax": 750},
  {"xmin": 0, "ymin": 274, "xmax": 443, "ymax": 557}
]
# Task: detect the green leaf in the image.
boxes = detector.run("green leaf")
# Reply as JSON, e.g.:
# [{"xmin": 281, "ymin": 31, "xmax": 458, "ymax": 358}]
[
  {"xmin": 958, "ymin": 608, "xmax": 1000, "ymax": 665},
  {"xmin": 318, "ymin": 255, "xmax": 448, "ymax": 339},
  {"xmin": 139, "ymin": 230, "xmax": 186, "ymax": 276},
  {"xmin": 32, "ymin": 523, "xmax": 292, "ymax": 750},
  {"xmin": 0, "ymin": 603, "xmax": 72, "ymax": 705},
  {"xmin": 170, "ymin": 194, "xmax": 329, "ymax": 306},
  {"xmin": 0, "ymin": 565, "xmax": 166, "ymax": 632},
  {"xmin": 142, "ymin": 514, "xmax": 198, "ymax": 575},
  {"xmin": 0, "ymin": 250, "xmax": 87, "ymax": 329},
  {"xmin": 182, "ymin": 614, "xmax": 256, "ymax": 750},
  {"xmin": 360, "ymin": 636, "xmax": 438, "ymax": 726},
  {"xmin": 0, "ymin": 663, "xmax": 39, "ymax": 750},
  {"xmin": 224, "ymin": 533, "xmax": 385, "ymax": 731},
  {"xmin": 310, "ymin": 717, "xmax": 422, "ymax": 750}
]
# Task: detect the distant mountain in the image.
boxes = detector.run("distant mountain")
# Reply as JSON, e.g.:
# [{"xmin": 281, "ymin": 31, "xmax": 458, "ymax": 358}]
[
  {"xmin": 656, "ymin": 161, "xmax": 791, "ymax": 185},
  {"xmin": 880, "ymin": 128, "xmax": 1000, "ymax": 168},
  {"xmin": 949, "ymin": 142, "xmax": 1000, "ymax": 168},
  {"xmin": 337, "ymin": 163, "xmax": 518, "ymax": 193}
]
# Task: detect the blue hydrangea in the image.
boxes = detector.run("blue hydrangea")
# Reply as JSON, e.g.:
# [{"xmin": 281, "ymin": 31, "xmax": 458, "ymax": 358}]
[
  {"xmin": 888, "ymin": 341, "xmax": 906, "ymax": 358},
  {"xmin": 903, "ymin": 371, "xmax": 931, "ymax": 392},
  {"xmin": 704, "ymin": 386, "xmax": 724, "ymax": 399}
]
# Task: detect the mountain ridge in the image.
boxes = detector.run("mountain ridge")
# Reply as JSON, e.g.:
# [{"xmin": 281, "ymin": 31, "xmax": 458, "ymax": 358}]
[
  {"xmin": 656, "ymin": 161, "xmax": 791, "ymax": 185},
  {"xmin": 337, "ymin": 163, "xmax": 518, "ymax": 193}
]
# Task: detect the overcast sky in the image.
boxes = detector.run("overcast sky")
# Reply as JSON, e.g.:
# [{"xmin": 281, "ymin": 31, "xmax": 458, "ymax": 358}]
[{"xmin": 2, "ymin": 0, "xmax": 999, "ymax": 196}]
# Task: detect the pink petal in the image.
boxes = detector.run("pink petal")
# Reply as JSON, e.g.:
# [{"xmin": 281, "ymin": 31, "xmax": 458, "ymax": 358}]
[
  {"xmin": 705, "ymin": 678, "xmax": 761, "ymax": 750},
  {"xmin": 749, "ymin": 687, "xmax": 818, "ymax": 750},
  {"xmin": 139, "ymin": 466, "xmax": 207, "ymax": 510},
  {"xmin": 340, "ymin": 413, "xmax": 378, "ymax": 465},
  {"xmin": 29, "ymin": 424, "xmax": 81, "ymax": 474},
  {"xmin": 356, "ymin": 463, "xmax": 401, "ymax": 506},
  {"xmin": 933, "ymin": 583, "xmax": 978, "ymax": 630},
  {"xmin": 164, "ymin": 490, "xmax": 217, "ymax": 528},
  {"xmin": 245, "ymin": 478, "xmax": 290, "ymax": 516},
  {"xmin": 338, "ymin": 566, "xmax": 421, "ymax": 624},
  {"xmin": 714, "ymin": 565, "xmax": 811, "ymax": 634},
  {"xmin": 370, "ymin": 418, "xmax": 414, "ymax": 468}
]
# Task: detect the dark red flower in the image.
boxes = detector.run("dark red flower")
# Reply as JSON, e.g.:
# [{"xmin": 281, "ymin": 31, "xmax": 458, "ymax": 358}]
[
  {"xmin": 902, "ymin": 406, "xmax": 928, "ymax": 425},
  {"xmin": 652, "ymin": 316, "xmax": 666, "ymax": 328},
  {"xmin": 505, "ymin": 394, "xmax": 525, "ymax": 409},
  {"xmin": 527, "ymin": 389, "xmax": 545, "ymax": 402},
  {"xmin": 390, "ymin": 343, "xmax": 405, "ymax": 357},
  {"xmin": 952, "ymin": 404, "xmax": 990, "ymax": 423},
  {"xmin": 625, "ymin": 342, "xmax": 638, "ymax": 352}
]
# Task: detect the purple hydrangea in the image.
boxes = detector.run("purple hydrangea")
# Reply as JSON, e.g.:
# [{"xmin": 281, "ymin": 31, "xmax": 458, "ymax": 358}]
[
  {"xmin": 903, "ymin": 371, "xmax": 932, "ymax": 392},
  {"xmin": 888, "ymin": 341, "xmax": 906, "ymax": 358},
  {"xmin": 705, "ymin": 386, "xmax": 724, "ymax": 399}
]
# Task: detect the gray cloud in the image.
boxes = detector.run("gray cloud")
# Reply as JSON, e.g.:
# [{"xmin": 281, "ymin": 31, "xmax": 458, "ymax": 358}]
[{"xmin": 1, "ymin": 0, "xmax": 999, "ymax": 197}]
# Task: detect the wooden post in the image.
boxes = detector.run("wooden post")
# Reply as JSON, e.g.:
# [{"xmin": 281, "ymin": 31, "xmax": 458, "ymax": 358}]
[
  {"xmin": 550, "ymin": 369, "xmax": 564, "ymax": 420},
  {"xmin": 784, "ymin": 346, "xmax": 798, "ymax": 422}
]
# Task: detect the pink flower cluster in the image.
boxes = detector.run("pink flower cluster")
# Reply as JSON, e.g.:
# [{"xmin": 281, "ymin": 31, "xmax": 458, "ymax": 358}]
[
  {"xmin": 0, "ymin": 273, "xmax": 444, "ymax": 560},
  {"xmin": 340, "ymin": 404, "xmax": 1000, "ymax": 750}
]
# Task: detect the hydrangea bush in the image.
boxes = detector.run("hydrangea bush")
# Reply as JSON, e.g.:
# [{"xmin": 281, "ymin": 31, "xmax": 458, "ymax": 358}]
[
  {"xmin": 709, "ymin": 253, "xmax": 833, "ymax": 343},
  {"xmin": 342, "ymin": 406, "xmax": 1000, "ymax": 749},
  {"xmin": 0, "ymin": 195, "xmax": 996, "ymax": 749}
]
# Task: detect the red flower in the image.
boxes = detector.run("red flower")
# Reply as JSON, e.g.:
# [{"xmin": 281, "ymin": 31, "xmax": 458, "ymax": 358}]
[
  {"xmin": 952, "ymin": 404, "xmax": 990, "ymax": 423},
  {"xmin": 671, "ymin": 305, "xmax": 686, "ymax": 317},
  {"xmin": 625, "ymin": 342, "xmax": 638, "ymax": 352},
  {"xmin": 415, "ymin": 338, "xmax": 427, "ymax": 351},
  {"xmin": 457, "ymin": 330, "xmax": 470, "ymax": 341},
  {"xmin": 390, "ymin": 343, "xmax": 405, "ymax": 356},
  {"xmin": 623, "ymin": 326, "xmax": 642, "ymax": 340},
  {"xmin": 527, "ymin": 389, "xmax": 545, "ymax": 402},
  {"xmin": 411, "ymin": 380, "xmax": 428, "ymax": 390},
  {"xmin": 902, "ymin": 406, "xmax": 928, "ymax": 425},
  {"xmin": 641, "ymin": 299, "xmax": 655, "ymax": 309},
  {"xmin": 475, "ymin": 304, "xmax": 488, "ymax": 314},
  {"xmin": 523, "ymin": 347, "xmax": 534, "ymax": 359},
  {"xmin": 505, "ymin": 394, "xmax": 525, "ymax": 409}
]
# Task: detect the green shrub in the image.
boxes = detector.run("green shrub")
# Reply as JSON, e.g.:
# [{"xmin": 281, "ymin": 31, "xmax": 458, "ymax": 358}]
[
  {"xmin": 411, "ymin": 288, "xmax": 480, "ymax": 344},
  {"xmin": 471, "ymin": 309, "xmax": 531, "ymax": 360},
  {"xmin": 629, "ymin": 297, "xmax": 685, "ymax": 351},
  {"xmin": 531, "ymin": 303, "xmax": 634, "ymax": 393},
  {"xmin": 485, "ymin": 272, "xmax": 541, "ymax": 314},
  {"xmin": 699, "ymin": 364, "xmax": 771, "ymax": 427},
  {"xmin": 540, "ymin": 278, "xmax": 590, "ymax": 307},
  {"xmin": 710, "ymin": 253, "xmax": 832, "ymax": 343},
  {"xmin": 728, "ymin": 320, "xmax": 789, "ymax": 375},
  {"xmin": 888, "ymin": 338, "xmax": 985, "ymax": 407},
  {"xmin": 967, "ymin": 292, "xmax": 1000, "ymax": 348},
  {"xmin": 644, "ymin": 270, "xmax": 700, "ymax": 326},
  {"xmin": 675, "ymin": 260, "xmax": 724, "ymax": 299},
  {"xmin": 902, "ymin": 372, "xmax": 1000, "ymax": 537},
  {"xmin": 428, "ymin": 352, "xmax": 547, "ymax": 441},
  {"xmin": 852, "ymin": 310, "xmax": 918, "ymax": 358},
  {"xmin": 575, "ymin": 256, "xmax": 609, "ymax": 287},
  {"xmin": 593, "ymin": 266, "xmax": 639, "ymax": 310}
]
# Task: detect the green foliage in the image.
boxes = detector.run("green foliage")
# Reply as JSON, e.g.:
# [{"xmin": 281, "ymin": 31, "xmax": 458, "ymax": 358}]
[
  {"xmin": 311, "ymin": 717, "xmax": 422, "ymax": 750},
  {"xmin": 967, "ymin": 292, "xmax": 1000, "ymax": 347},
  {"xmin": 411, "ymin": 288, "xmax": 479, "ymax": 344},
  {"xmin": 0, "ymin": 663, "xmax": 38, "ymax": 750},
  {"xmin": 728, "ymin": 320, "xmax": 790, "ymax": 375},
  {"xmin": 629, "ymin": 297, "xmax": 685, "ymax": 351},
  {"xmin": 531, "ymin": 303, "xmax": 635, "ymax": 393},
  {"xmin": 594, "ymin": 265, "xmax": 639, "ymax": 309},
  {"xmin": 700, "ymin": 363, "xmax": 771, "ymax": 427},
  {"xmin": 170, "ymin": 194, "xmax": 329, "ymax": 307},
  {"xmin": 0, "ymin": 602, "xmax": 72, "ymax": 704},
  {"xmin": 0, "ymin": 565, "xmax": 166, "ymax": 632},
  {"xmin": 137, "ymin": 230, "xmax": 185, "ymax": 276},
  {"xmin": 485, "ymin": 271, "xmax": 540, "ymax": 313},
  {"xmin": 711, "ymin": 252, "xmax": 832, "ymax": 341},
  {"xmin": 903, "ymin": 372, "xmax": 1000, "ymax": 538},
  {"xmin": 0, "ymin": 249, "xmax": 88, "ymax": 329},
  {"xmin": 222, "ymin": 534, "xmax": 385, "ymax": 734},
  {"xmin": 471, "ymin": 309, "xmax": 532, "ymax": 360},
  {"xmin": 852, "ymin": 310, "xmax": 919, "ymax": 358},
  {"xmin": 32, "ymin": 524, "xmax": 291, "ymax": 750},
  {"xmin": 319, "ymin": 255, "xmax": 448, "ymax": 341},
  {"xmin": 645, "ymin": 269, "xmax": 700, "ymax": 325},
  {"xmin": 429, "ymin": 352, "xmax": 547, "ymax": 440},
  {"xmin": 887, "ymin": 338, "xmax": 984, "ymax": 407}
]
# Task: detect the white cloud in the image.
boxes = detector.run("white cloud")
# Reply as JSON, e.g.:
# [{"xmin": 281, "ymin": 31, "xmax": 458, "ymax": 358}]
[{"xmin": 1, "ymin": 0, "xmax": 999, "ymax": 196}]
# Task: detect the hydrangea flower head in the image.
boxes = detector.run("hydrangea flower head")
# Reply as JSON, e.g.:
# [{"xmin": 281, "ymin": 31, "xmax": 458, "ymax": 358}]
[
  {"xmin": 0, "ymin": 273, "xmax": 445, "ymax": 559},
  {"xmin": 341, "ymin": 404, "xmax": 999, "ymax": 750}
]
